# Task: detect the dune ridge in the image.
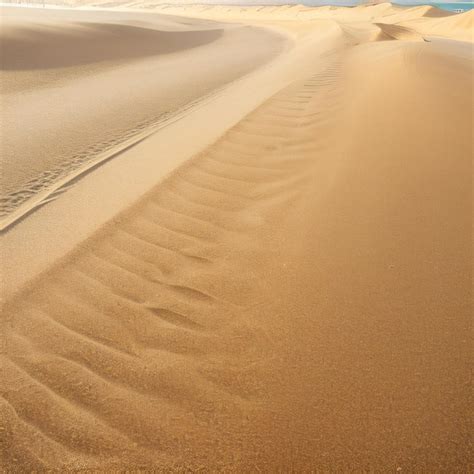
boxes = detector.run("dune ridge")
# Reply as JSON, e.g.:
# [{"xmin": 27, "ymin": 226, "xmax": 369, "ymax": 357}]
[
  {"xmin": 2, "ymin": 10, "xmax": 472, "ymax": 469},
  {"xmin": 1, "ymin": 2, "xmax": 472, "ymax": 227},
  {"xmin": 0, "ymin": 7, "xmax": 287, "ymax": 228},
  {"xmin": 1, "ymin": 2, "xmax": 472, "ymax": 471},
  {"xmin": 1, "ymin": 22, "xmax": 222, "ymax": 71},
  {"xmin": 374, "ymin": 22, "xmax": 426, "ymax": 41},
  {"xmin": 2, "ymin": 51, "xmax": 346, "ymax": 470}
]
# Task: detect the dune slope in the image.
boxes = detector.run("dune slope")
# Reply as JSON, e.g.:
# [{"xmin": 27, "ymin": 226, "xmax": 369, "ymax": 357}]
[
  {"xmin": 1, "ymin": 19, "xmax": 471, "ymax": 469},
  {"xmin": 0, "ymin": 7, "xmax": 286, "ymax": 227},
  {"xmin": 1, "ymin": 23, "xmax": 222, "ymax": 71}
]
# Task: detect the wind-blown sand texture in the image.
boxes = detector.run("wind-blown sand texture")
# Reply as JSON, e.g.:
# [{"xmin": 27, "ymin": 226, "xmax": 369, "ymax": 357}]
[
  {"xmin": 1, "ymin": 2, "xmax": 472, "ymax": 471},
  {"xmin": 0, "ymin": 7, "xmax": 285, "ymax": 225}
]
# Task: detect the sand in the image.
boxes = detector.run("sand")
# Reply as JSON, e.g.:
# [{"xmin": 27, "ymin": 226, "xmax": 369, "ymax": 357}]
[
  {"xmin": 0, "ymin": 2, "xmax": 472, "ymax": 471},
  {"xmin": 0, "ymin": 6, "xmax": 286, "ymax": 225}
]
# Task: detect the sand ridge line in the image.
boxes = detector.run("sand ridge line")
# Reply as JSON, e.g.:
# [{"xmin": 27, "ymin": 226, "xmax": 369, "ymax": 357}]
[
  {"xmin": 2, "ymin": 51, "xmax": 346, "ymax": 469},
  {"xmin": 1, "ymin": 7, "xmax": 290, "ymax": 227},
  {"xmin": 1, "ymin": 18, "xmax": 346, "ymax": 302},
  {"xmin": 2, "ymin": 5, "xmax": 471, "ymax": 470},
  {"xmin": 0, "ymin": 40, "xmax": 284, "ymax": 233},
  {"xmin": 0, "ymin": 85, "xmax": 237, "ymax": 232}
]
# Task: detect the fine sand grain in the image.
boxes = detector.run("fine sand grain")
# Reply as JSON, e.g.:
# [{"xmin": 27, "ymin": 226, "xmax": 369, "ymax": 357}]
[
  {"xmin": 0, "ymin": 6, "xmax": 286, "ymax": 225},
  {"xmin": 1, "ymin": 2, "xmax": 472, "ymax": 471}
]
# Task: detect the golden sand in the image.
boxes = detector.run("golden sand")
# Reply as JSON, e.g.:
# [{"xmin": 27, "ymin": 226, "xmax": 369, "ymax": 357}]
[{"xmin": 1, "ymin": 2, "xmax": 472, "ymax": 471}]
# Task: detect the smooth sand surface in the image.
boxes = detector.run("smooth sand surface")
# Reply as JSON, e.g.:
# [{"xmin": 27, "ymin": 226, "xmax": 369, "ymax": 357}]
[
  {"xmin": 0, "ymin": 6, "xmax": 286, "ymax": 225},
  {"xmin": 1, "ymin": 2, "xmax": 472, "ymax": 471}
]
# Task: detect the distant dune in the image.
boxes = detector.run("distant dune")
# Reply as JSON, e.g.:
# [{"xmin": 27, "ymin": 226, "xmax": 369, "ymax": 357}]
[
  {"xmin": 1, "ymin": 21, "xmax": 222, "ymax": 70},
  {"xmin": 1, "ymin": 2, "xmax": 472, "ymax": 471},
  {"xmin": 400, "ymin": 7, "xmax": 473, "ymax": 40}
]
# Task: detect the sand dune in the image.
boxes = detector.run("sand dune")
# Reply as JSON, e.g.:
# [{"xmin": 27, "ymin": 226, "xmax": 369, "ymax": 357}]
[
  {"xmin": 150, "ymin": 2, "xmax": 473, "ymax": 41},
  {"xmin": 0, "ymin": 7, "xmax": 286, "ymax": 227},
  {"xmin": 375, "ymin": 22, "xmax": 426, "ymax": 41},
  {"xmin": 1, "ymin": 21, "xmax": 222, "ymax": 70},
  {"xmin": 1, "ymin": 2, "xmax": 472, "ymax": 471},
  {"xmin": 400, "ymin": 9, "xmax": 474, "ymax": 41}
]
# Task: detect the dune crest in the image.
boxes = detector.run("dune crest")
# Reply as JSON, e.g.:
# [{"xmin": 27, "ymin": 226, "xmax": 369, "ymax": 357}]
[
  {"xmin": 1, "ymin": 2, "xmax": 472, "ymax": 471},
  {"xmin": 1, "ymin": 22, "xmax": 222, "ymax": 71},
  {"xmin": 0, "ymin": 7, "xmax": 286, "ymax": 228}
]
